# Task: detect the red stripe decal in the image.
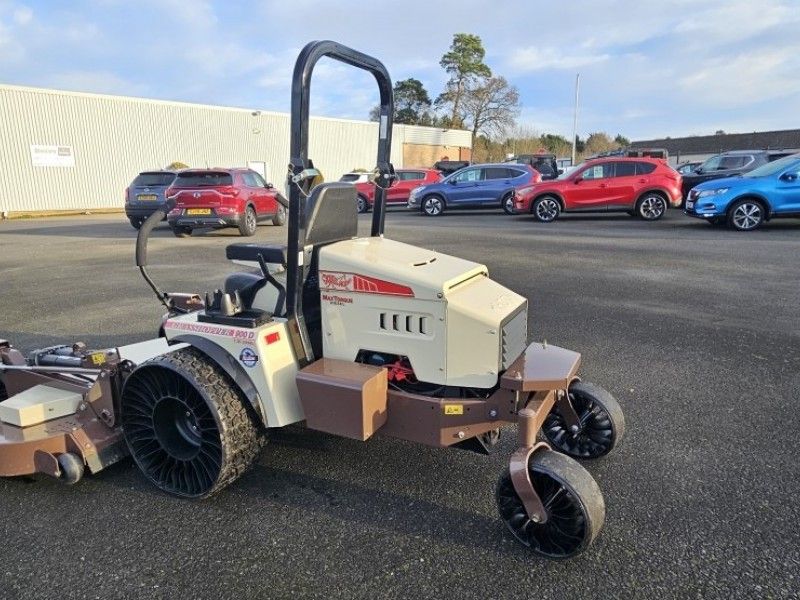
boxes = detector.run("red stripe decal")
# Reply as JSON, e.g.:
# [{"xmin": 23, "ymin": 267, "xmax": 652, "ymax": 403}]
[{"xmin": 319, "ymin": 271, "xmax": 414, "ymax": 297}]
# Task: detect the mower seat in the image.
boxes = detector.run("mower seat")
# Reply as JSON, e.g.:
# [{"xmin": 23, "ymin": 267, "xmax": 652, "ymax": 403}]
[{"xmin": 226, "ymin": 243, "xmax": 287, "ymax": 266}]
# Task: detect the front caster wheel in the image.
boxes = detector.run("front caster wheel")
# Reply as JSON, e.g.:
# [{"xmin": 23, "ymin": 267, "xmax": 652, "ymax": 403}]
[
  {"xmin": 57, "ymin": 452, "xmax": 84, "ymax": 485},
  {"xmin": 496, "ymin": 450, "xmax": 604, "ymax": 559},
  {"xmin": 542, "ymin": 381, "xmax": 625, "ymax": 459}
]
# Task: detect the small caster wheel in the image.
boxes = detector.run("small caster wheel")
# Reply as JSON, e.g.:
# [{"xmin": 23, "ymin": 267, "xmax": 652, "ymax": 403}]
[
  {"xmin": 543, "ymin": 381, "xmax": 625, "ymax": 459},
  {"xmin": 496, "ymin": 450, "xmax": 604, "ymax": 558},
  {"xmin": 57, "ymin": 453, "xmax": 85, "ymax": 485}
]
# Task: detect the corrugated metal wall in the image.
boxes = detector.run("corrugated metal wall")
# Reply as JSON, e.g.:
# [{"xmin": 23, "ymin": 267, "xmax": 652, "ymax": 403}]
[{"xmin": 0, "ymin": 85, "xmax": 471, "ymax": 213}]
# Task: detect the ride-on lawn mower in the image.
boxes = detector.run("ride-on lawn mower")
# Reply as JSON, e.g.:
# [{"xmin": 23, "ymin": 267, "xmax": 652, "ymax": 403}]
[{"xmin": 0, "ymin": 41, "xmax": 625, "ymax": 559}]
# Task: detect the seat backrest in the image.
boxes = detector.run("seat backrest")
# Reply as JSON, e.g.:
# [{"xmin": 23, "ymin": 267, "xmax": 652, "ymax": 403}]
[{"xmin": 304, "ymin": 182, "xmax": 358, "ymax": 247}]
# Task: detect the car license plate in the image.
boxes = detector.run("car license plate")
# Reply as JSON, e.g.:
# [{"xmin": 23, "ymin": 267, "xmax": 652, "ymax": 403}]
[
  {"xmin": 686, "ymin": 201, "xmax": 694, "ymax": 210},
  {"xmin": 186, "ymin": 208, "xmax": 211, "ymax": 215},
  {"xmin": 137, "ymin": 194, "xmax": 157, "ymax": 201}
]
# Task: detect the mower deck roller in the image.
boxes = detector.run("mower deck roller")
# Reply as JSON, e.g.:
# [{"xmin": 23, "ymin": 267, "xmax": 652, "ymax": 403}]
[{"xmin": 2, "ymin": 41, "xmax": 626, "ymax": 560}]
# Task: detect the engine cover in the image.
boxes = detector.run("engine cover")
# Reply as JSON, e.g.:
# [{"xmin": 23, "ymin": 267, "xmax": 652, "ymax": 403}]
[{"xmin": 317, "ymin": 237, "xmax": 527, "ymax": 388}]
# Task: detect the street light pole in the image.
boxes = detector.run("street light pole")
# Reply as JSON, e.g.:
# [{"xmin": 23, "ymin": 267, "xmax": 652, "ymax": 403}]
[{"xmin": 571, "ymin": 73, "xmax": 580, "ymax": 166}]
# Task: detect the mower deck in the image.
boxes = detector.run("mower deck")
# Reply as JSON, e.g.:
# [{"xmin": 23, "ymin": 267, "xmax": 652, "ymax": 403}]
[{"xmin": 0, "ymin": 338, "xmax": 177, "ymax": 481}]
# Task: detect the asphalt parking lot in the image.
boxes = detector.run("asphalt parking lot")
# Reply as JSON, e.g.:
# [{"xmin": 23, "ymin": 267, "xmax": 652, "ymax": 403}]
[{"xmin": 1, "ymin": 209, "xmax": 799, "ymax": 600}]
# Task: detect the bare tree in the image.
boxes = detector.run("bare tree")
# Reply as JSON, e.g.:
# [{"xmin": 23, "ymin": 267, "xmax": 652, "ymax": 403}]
[{"xmin": 461, "ymin": 76, "xmax": 520, "ymax": 149}]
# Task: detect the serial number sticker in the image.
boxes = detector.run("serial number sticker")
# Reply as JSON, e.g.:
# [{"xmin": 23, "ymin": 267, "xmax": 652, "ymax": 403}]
[
  {"xmin": 90, "ymin": 352, "xmax": 106, "ymax": 365},
  {"xmin": 443, "ymin": 404, "xmax": 463, "ymax": 415}
]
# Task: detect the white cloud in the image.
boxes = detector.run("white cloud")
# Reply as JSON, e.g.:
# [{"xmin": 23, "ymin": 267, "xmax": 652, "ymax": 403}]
[
  {"xmin": 678, "ymin": 47, "xmax": 800, "ymax": 107},
  {"xmin": 43, "ymin": 70, "xmax": 149, "ymax": 97},
  {"xmin": 510, "ymin": 46, "xmax": 609, "ymax": 71},
  {"xmin": 12, "ymin": 5, "xmax": 31, "ymax": 25},
  {"xmin": 1, "ymin": 0, "xmax": 800, "ymax": 139}
]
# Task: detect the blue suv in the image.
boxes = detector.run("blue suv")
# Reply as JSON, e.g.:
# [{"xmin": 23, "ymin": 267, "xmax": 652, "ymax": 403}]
[
  {"xmin": 685, "ymin": 153, "xmax": 800, "ymax": 231},
  {"xmin": 407, "ymin": 163, "xmax": 537, "ymax": 216}
]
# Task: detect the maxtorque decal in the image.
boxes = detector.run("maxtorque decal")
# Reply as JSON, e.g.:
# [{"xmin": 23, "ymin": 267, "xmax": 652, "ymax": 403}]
[
  {"xmin": 319, "ymin": 271, "xmax": 414, "ymax": 297},
  {"xmin": 322, "ymin": 293, "xmax": 353, "ymax": 306}
]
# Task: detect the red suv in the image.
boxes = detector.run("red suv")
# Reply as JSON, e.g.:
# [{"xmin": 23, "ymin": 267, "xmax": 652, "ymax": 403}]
[
  {"xmin": 513, "ymin": 157, "xmax": 682, "ymax": 222},
  {"xmin": 353, "ymin": 168, "xmax": 442, "ymax": 212},
  {"xmin": 166, "ymin": 169, "xmax": 287, "ymax": 237}
]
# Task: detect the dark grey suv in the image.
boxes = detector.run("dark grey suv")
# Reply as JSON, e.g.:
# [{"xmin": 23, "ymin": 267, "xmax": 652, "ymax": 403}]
[
  {"xmin": 681, "ymin": 150, "xmax": 794, "ymax": 198},
  {"xmin": 124, "ymin": 170, "xmax": 179, "ymax": 229}
]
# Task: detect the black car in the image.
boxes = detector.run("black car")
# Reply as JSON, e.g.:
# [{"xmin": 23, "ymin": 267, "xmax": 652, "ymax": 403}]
[
  {"xmin": 433, "ymin": 160, "xmax": 470, "ymax": 176},
  {"xmin": 509, "ymin": 153, "xmax": 560, "ymax": 180},
  {"xmin": 124, "ymin": 170, "xmax": 179, "ymax": 229},
  {"xmin": 681, "ymin": 150, "xmax": 794, "ymax": 198},
  {"xmin": 675, "ymin": 161, "xmax": 702, "ymax": 175}
]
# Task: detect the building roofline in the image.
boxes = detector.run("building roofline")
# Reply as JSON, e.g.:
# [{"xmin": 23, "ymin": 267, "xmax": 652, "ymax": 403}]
[{"xmin": 0, "ymin": 83, "xmax": 471, "ymax": 135}]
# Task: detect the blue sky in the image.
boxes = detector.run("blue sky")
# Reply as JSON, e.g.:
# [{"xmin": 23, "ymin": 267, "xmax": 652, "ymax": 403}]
[{"xmin": 1, "ymin": 0, "xmax": 799, "ymax": 140}]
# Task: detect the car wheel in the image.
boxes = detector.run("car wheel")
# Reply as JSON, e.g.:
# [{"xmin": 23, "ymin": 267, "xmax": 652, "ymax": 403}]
[
  {"xmin": 238, "ymin": 206, "xmax": 258, "ymax": 236},
  {"xmin": 422, "ymin": 195, "xmax": 445, "ymax": 216},
  {"xmin": 532, "ymin": 196, "xmax": 560, "ymax": 223},
  {"xmin": 636, "ymin": 193, "xmax": 667, "ymax": 220},
  {"xmin": 172, "ymin": 226, "xmax": 191, "ymax": 238},
  {"xmin": 502, "ymin": 192, "xmax": 515, "ymax": 215},
  {"xmin": 728, "ymin": 199, "xmax": 764, "ymax": 231},
  {"xmin": 271, "ymin": 205, "xmax": 286, "ymax": 226},
  {"xmin": 356, "ymin": 195, "xmax": 369, "ymax": 214},
  {"xmin": 128, "ymin": 217, "xmax": 143, "ymax": 230}
]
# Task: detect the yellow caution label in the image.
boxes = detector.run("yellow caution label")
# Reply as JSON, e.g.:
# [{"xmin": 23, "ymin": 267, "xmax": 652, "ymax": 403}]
[
  {"xmin": 443, "ymin": 404, "xmax": 464, "ymax": 415},
  {"xmin": 90, "ymin": 352, "xmax": 106, "ymax": 365}
]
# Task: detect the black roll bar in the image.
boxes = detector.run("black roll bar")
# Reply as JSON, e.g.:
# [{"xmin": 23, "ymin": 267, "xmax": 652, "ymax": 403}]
[{"xmin": 285, "ymin": 40, "xmax": 394, "ymax": 363}]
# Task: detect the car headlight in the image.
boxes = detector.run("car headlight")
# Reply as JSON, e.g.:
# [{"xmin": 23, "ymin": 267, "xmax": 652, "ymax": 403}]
[
  {"xmin": 697, "ymin": 188, "xmax": 729, "ymax": 197},
  {"xmin": 516, "ymin": 186, "xmax": 535, "ymax": 197},
  {"xmin": 409, "ymin": 187, "xmax": 422, "ymax": 200}
]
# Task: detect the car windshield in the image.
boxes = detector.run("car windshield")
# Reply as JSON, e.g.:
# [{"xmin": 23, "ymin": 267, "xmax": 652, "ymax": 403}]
[
  {"xmin": 699, "ymin": 154, "xmax": 750, "ymax": 172},
  {"xmin": 563, "ymin": 161, "xmax": 588, "ymax": 179},
  {"xmin": 133, "ymin": 172, "xmax": 175, "ymax": 186},
  {"xmin": 175, "ymin": 172, "xmax": 232, "ymax": 186},
  {"xmin": 744, "ymin": 155, "xmax": 800, "ymax": 178}
]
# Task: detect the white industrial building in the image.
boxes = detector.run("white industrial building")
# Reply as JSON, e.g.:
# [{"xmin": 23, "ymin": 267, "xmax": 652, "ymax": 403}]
[{"xmin": 0, "ymin": 84, "xmax": 472, "ymax": 215}]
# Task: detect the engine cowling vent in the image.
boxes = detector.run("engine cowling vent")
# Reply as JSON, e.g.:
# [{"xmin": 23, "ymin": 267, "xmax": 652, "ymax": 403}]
[{"xmin": 379, "ymin": 312, "xmax": 430, "ymax": 336}]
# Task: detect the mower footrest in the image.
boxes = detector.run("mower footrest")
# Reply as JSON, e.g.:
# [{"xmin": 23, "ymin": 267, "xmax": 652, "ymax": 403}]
[
  {"xmin": 296, "ymin": 359, "xmax": 387, "ymax": 441},
  {"xmin": 500, "ymin": 342, "xmax": 581, "ymax": 392}
]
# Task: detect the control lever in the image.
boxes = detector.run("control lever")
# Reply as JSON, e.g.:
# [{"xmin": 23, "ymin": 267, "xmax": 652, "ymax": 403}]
[{"xmin": 205, "ymin": 289, "xmax": 243, "ymax": 316}]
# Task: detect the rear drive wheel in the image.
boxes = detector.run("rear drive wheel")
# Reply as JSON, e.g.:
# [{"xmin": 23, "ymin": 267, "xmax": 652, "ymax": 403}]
[
  {"xmin": 272, "ymin": 205, "xmax": 286, "ymax": 226},
  {"xmin": 502, "ymin": 192, "xmax": 515, "ymax": 215},
  {"xmin": 172, "ymin": 226, "xmax": 191, "ymax": 238},
  {"xmin": 129, "ymin": 217, "xmax": 143, "ymax": 230},
  {"xmin": 496, "ymin": 450, "xmax": 605, "ymax": 558},
  {"xmin": 421, "ymin": 195, "xmax": 445, "ymax": 216},
  {"xmin": 532, "ymin": 196, "xmax": 561, "ymax": 222},
  {"xmin": 121, "ymin": 347, "xmax": 264, "ymax": 498},
  {"xmin": 542, "ymin": 381, "xmax": 625, "ymax": 459},
  {"xmin": 728, "ymin": 199, "xmax": 764, "ymax": 231},
  {"xmin": 357, "ymin": 195, "xmax": 369, "ymax": 214},
  {"xmin": 636, "ymin": 192, "xmax": 667, "ymax": 220},
  {"xmin": 239, "ymin": 206, "xmax": 258, "ymax": 236}
]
